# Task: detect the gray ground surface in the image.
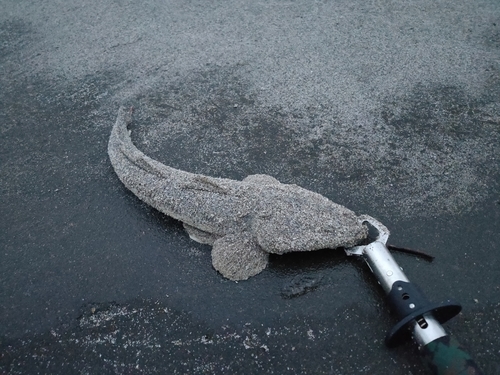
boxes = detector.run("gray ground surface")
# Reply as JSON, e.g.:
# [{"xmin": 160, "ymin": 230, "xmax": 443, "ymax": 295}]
[{"xmin": 1, "ymin": 0, "xmax": 499, "ymax": 374}]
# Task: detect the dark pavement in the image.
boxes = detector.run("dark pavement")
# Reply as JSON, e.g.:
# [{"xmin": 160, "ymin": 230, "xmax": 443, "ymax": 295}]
[{"xmin": 1, "ymin": 1, "xmax": 499, "ymax": 373}]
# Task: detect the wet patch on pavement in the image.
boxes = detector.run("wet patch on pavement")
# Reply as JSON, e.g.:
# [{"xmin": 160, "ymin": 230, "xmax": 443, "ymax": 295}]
[
  {"xmin": 281, "ymin": 274, "xmax": 324, "ymax": 299},
  {"xmin": 1, "ymin": 1, "xmax": 499, "ymax": 372}
]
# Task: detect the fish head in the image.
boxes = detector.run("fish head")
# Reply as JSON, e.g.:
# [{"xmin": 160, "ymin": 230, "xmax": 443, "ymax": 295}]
[{"xmin": 253, "ymin": 185, "xmax": 368, "ymax": 254}]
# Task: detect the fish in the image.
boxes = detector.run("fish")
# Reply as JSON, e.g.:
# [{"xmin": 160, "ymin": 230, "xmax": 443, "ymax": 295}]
[{"xmin": 108, "ymin": 106, "xmax": 369, "ymax": 281}]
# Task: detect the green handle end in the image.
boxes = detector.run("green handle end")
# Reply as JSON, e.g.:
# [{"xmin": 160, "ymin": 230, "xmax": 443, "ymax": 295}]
[{"xmin": 420, "ymin": 335, "xmax": 483, "ymax": 375}]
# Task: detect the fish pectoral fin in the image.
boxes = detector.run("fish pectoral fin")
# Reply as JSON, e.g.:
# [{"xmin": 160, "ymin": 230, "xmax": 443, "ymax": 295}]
[
  {"xmin": 211, "ymin": 234, "xmax": 269, "ymax": 281},
  {"xmin": 183, "ymin": 223, "xmax": 219, "ymax": 245}
]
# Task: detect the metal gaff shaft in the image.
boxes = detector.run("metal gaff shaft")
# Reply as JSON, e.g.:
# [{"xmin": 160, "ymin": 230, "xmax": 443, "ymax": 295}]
[
  {"xmin": 346, "ymin": 216, "xmax": 483, "ymax": 374},
  {"xmin": 360, "ymin": 241, "xmax": 447, "ymax": 346}
]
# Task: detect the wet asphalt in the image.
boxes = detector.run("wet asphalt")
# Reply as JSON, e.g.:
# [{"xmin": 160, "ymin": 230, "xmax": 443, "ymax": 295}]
[{"xmin": 1, "ymin": 1, "xmax": 499, "ymax": 374}]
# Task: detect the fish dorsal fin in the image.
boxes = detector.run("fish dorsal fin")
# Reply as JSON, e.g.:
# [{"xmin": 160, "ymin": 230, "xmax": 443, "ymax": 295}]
[
  {"xmin": 243, "ymin": 174, "xmax": 280, "ymax": 185},
  {"xmin": 122, "ymin": 147, "xmax": 170, "ymax": 178},
  {"xmin": 182, "ymin": 175, "xmax": 229, "ymax": 194},
  {"xmin": 211, "ymin": 233, "xmax": 269, "ymax": 281}
]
